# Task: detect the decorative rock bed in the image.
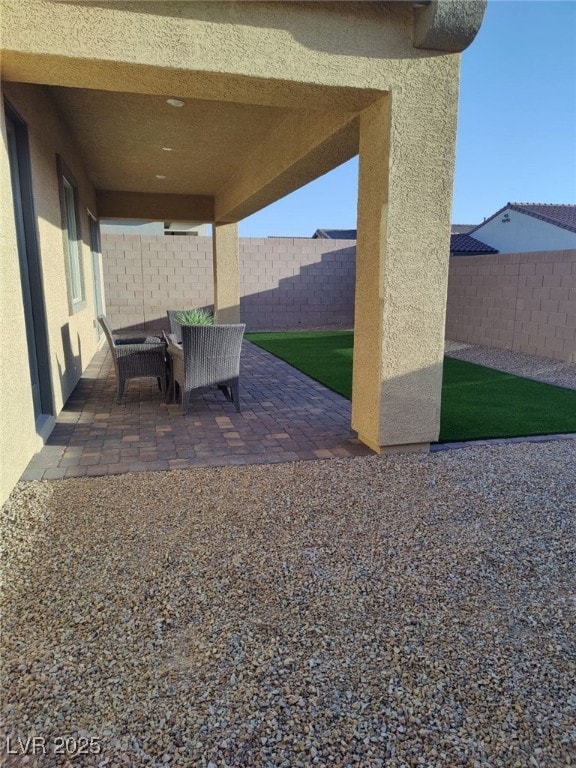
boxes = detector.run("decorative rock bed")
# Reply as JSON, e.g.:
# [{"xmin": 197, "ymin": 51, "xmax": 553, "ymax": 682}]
[{"xmin": 1, "ymin": 442, "xmax": 575, "ymax": 767}]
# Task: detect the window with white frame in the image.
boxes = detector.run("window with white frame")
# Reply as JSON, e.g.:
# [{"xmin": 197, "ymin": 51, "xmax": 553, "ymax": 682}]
[{"xmin": 57, "ymin": 156, "xmax": 85, "ymax": 310}]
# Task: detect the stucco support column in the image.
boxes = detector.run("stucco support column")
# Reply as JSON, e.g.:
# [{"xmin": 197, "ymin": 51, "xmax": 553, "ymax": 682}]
[
  {"xmin": 212, "ymin": 222, "xmax": 240, "ymax": 324},
  {"xmin": 352, "ymin": 67, "xmax": 458, "ymax": 453}
]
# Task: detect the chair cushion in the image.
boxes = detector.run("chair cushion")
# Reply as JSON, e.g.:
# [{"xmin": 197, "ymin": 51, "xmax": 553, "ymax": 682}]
[{"xmin": 116, "ymin": 336, "xmax": 162, "ymax": 345}]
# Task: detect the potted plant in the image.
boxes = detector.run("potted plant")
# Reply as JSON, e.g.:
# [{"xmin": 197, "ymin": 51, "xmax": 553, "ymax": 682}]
[{"xmin": 176, "ymin": 308, "xmax": 214, "ymax": 325}]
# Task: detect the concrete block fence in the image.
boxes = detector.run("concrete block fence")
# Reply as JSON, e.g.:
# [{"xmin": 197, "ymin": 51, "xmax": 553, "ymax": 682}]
[
  {"xmin": 101, "ymin": 235, "xmax": 356, "ymax": 332},
  {"xmin": 445, "ymin": 249, "xmax": 576, "ymax": 363},
  {"xmin": 101, "ymin": 235, "xmax": 575, "ymax": 362}
]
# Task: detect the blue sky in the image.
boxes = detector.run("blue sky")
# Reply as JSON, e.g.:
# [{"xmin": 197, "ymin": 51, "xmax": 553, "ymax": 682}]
[{"xmin": 240, "ymin": 0, "xmax": 576, "ymax": 237}]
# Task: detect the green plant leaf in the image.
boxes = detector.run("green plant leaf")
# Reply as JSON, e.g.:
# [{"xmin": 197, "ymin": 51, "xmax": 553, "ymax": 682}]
[{"xmin": 177, "ymin": 309, "xmax": 214, "ymax": 326}]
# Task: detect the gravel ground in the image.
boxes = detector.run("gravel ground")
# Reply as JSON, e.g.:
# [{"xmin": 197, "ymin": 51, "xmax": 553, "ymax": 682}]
[
  {"xmin": 445, "ymin": 342, "xmax": 576, "ymax": 391},
  {"xmin": 1, "ymin": 443, "xmax": 575, "ymax": 768}
]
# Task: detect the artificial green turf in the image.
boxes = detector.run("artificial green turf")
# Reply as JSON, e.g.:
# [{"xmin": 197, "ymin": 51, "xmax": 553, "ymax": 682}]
[{"xmin": 246, "ymin": 331, "xmax": 576, "ymax": 442}]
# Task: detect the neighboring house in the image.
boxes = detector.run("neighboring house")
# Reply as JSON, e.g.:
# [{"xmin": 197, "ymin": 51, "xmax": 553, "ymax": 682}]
[
  {"xmin": 312, "ymin": 227, "xmax": 499, "ymax": 256},
  {"xmin": 312, "ymin": 229, "xmax": 357, "ymax": 240},
  {"xmin": 469, "ymin": 203, "xmax": 576, "ymax": 253},
  {"xmin": 449, "ymin": 233, "xmax": 498, "ymax": 256},
  {"xmin": 1, "ymin": 0, "xmax": 486, "ymax": 505},
  {"xmin": 100, "ymin": 220, "xmax": 208, "ymax": 236},
  {"xmin": 313, "ymin": 206, "xmax": 576, "ymax": 255}
]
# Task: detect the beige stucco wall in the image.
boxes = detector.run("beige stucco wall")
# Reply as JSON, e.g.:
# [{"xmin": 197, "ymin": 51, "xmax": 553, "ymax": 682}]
[
  {"xmin": 0, "ymin": 85, "xmax": 37, "ymax": 503},
  {"xmin": 1, "ymin": 1, "xmax": 460, "ymax": 224},
  {"xmin": 353, "ymin": 59, "xmax": 459, "ymax": 451},
  {"xmin": 0, "ymin": 82, "xmax": 101, "ymax": 504},
  {"xmin": 213, "ymin": 223, "xmax": 240, "ymax": 324},
  {"xmin": 1, "ymin": 2, "xmax": 418, "ymax": 100}
]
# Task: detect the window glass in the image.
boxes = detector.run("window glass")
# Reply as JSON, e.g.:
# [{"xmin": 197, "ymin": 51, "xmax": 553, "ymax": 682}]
[{"xmin": 62, "ymin": 176, "xmax": 83, "ymax": 304}]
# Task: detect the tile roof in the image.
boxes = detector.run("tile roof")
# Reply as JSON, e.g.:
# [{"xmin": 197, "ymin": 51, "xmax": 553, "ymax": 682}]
[
  {"xmin": 312, "ymin": 228, "xmax": 357, "ymax": 239},
  {"xmin": 313, "ymin": 228, "xmax": 499, "ymax": 255},
  {"xmin": 450, "ymin": 233, "xmax": 498, "ymax": 254},
  {"xmin": 451, "ymin": 224, "xmax": 477, "ymax": 234},
  {"xmin": 472, "ymin": 203, "xmax": 576, "ymax": 235}
]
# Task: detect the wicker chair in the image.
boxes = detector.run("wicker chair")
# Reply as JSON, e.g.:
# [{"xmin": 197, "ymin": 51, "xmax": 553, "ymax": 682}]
[
  {"xmin": 98, "ymin": 315, "xmax": 167, "ymax": 402},
  {"xmin": 167, "ymin": 324, "xmax": 245, "ymax": 414},
  {"xmin": 166, "ymin": 310, "xmax": 187, "ymax": 343}
]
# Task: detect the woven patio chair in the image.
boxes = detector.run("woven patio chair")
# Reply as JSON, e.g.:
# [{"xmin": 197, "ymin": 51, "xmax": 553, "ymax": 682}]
[
  {"xmin": 98, "ymin": 315, "xmax": 167, "ymax": 402},
  {"xmin": 167, "ymin": 324, "xmax": 245, "ymax": 414},
  {"xmin": 167, "ymin": 310, "xmax": 193, "ymax": 343}
]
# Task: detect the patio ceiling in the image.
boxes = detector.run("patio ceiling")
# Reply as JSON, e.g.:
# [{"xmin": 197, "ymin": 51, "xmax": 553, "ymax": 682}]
[
  {"xmin": 1, "ymin": 1, "xmax": 394, "ymax": 225},
  {"xmin": 43, "ymin": 80, "xmax": 361, "ymax": 224},
  {"xmin": 49, "ymin": 86, "xmax": 296, "ymax": 197},
  {"xmin": 2, "ymin": 0, "xmax": 486, "ymax": 226}
]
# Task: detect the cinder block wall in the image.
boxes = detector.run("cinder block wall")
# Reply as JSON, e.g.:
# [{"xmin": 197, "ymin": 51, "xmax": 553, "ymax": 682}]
[
  {"xmin": 445, "ymin": 250, "xmax": 576, "ymax": 363},
  {"xmin": 240, "ymin": 237, "xmax": 355, "ymax": 329},
  {"xmin": 102, "ymin": 237, "xmax": 575, "ymax": 362},
  {"xmin": 101, "ymin": 235, "xmax": 213, "ymax": 332},
  {"xmin": 101, "ymin": 234, "xmax": 356, "ymax": 332}
]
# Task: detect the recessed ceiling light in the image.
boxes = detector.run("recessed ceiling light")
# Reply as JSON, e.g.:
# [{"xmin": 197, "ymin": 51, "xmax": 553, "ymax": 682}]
[
  {"xmin": 161, "ymin": 147, "xmax": 173, "ymax": 151},
  {"xmin": 166, "ymin": 98, "xmax": 184, "ymax": 107},
  {"xmin": 156, "ymin": 174, "xmax": 166, "ymax": 179}
]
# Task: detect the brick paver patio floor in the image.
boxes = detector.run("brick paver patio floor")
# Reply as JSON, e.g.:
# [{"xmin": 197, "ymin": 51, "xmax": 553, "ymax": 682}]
[{"xmin": 21, "ymin": 340, "xmax": 371, "ymax": 481}]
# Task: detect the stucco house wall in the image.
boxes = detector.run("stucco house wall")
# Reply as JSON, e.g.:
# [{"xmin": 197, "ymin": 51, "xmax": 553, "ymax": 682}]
[
  {"xmin": 1, "ymin": 82, "xmax": 103, "ymax": 500},
  {"xmin": 101, "ymin": 234, "xmax": 355, "ymax": 331},
  {"xmin": 472, "ymin": 210, "xmax": 576, "ymax": 254}
]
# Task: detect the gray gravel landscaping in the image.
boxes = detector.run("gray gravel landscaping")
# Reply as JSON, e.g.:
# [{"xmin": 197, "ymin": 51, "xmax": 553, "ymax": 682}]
[
  {"xmin": 1, "ymin": 442, "xmax": 575, "ymax": 767},
  {"xmin": 445, "ymin": 341, "xmax": 576, "ymax": 391}
]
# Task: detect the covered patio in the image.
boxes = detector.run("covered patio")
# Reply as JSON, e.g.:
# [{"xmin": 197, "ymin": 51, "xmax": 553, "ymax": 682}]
[
  {"xmin": 1, "ymin": 0, "xmax": 486, "ymax": 504},
  {"xmin": 20, "ymin": 340, "xmax": 371, "ymax": 481}
]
